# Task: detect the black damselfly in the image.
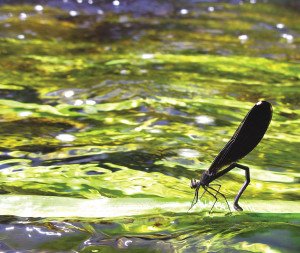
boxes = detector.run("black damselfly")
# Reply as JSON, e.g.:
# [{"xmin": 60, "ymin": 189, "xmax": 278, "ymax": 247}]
[{"xmin": 190, "ymin": 101, "xmax": 272, "ymax": 213}]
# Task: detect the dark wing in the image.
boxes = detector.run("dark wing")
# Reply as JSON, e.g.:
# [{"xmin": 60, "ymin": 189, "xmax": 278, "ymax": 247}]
[{"xmin": 208, "ymin": 101, "xmax": 272, "ymax": 174}]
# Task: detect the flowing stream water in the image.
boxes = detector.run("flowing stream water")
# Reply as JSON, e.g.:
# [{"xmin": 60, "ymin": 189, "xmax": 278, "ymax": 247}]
[{"xmin": 0, "ymin": 0, "xmax": 299, "ymax": 252}]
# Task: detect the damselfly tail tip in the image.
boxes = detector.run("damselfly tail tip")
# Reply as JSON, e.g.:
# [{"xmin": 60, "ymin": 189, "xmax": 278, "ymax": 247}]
[{"xmin": 234, "ymin": 203, "xmax": 243, "ymax": 211}]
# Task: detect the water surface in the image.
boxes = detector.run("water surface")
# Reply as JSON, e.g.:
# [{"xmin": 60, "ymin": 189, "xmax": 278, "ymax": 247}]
[{"xmin": 0, "ymin": 0, "xmax": 299, "ymax": 252}]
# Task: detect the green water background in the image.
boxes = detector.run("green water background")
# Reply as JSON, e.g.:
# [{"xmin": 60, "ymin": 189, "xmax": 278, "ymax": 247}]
[{"xmin": 0, "ymin": 0, "xmax": 299, "ymax": 252}]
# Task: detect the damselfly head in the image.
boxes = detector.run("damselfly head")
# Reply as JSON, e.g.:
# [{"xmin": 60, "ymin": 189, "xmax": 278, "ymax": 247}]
[{"xmin": 190, "ymin": 178, "xmax": 199, "ymax": 189}]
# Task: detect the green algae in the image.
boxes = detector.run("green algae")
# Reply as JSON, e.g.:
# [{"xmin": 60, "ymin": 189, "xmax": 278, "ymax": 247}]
[{"xmin": 0, "ymin": 1, "xmax": 299, "ymax": 252}]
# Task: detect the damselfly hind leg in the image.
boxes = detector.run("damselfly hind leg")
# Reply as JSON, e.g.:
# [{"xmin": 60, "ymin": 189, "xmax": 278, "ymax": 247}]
[
  {"xmin": 205, "ymin": 187, "xmax": 218, "ymax": 213},
  {"xmin": 208, "ymin": 185, "xmax": 232, "ymax": 214},
  {"xmin": 208, "ymin": 184, "xmax": 221, "ymax": 212}
]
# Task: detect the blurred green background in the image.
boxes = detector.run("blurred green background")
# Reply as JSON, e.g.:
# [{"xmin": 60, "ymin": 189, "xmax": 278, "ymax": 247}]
[{"xmin": 0, "ymin": 0, "xmax": 299, "ymax": 252}]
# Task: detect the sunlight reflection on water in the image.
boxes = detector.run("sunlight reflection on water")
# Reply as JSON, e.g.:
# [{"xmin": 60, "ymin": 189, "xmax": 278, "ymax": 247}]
[{"xmin": 0, "ymin": 0, "xmax": 299, "ymax": 252}]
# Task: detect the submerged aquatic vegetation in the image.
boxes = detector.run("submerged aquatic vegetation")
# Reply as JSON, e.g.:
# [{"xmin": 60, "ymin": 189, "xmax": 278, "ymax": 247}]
[{"xmin": 0, "ymin": 0, "xmax": 299, "ymax": 252}]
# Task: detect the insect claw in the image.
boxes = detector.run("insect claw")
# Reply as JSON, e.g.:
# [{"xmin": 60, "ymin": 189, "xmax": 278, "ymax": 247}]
[{"xmin": 188, "ymin": 203, "xmax": 195, "ymax": 212}]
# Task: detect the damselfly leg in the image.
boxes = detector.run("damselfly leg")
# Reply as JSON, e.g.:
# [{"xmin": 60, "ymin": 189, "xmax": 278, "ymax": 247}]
[
  {"xmin": 189, "ymin": 183, "xmax": 207, "ymax": 211},
  {"xmin": 188, "ymin": 185, "xmax": 199, "ymax": 211},
  {"xmin": 207, "ymin": 185, "xmax": 231, "ymax": 213}
]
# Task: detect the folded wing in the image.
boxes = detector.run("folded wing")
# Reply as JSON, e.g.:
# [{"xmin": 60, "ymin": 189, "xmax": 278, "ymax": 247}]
[{"xmin": 208, "ymin": 101, "xmax": 272, "ymax": 174}]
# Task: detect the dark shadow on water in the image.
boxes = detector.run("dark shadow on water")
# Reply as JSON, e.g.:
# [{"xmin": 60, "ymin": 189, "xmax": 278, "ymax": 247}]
[
  {"xmin": 0, "ymin": 85, "xmax": 42, "ymax": 104},
  {"xmin": 39, "ymin": 149, "xmax": 199, "ymax": 179}
]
